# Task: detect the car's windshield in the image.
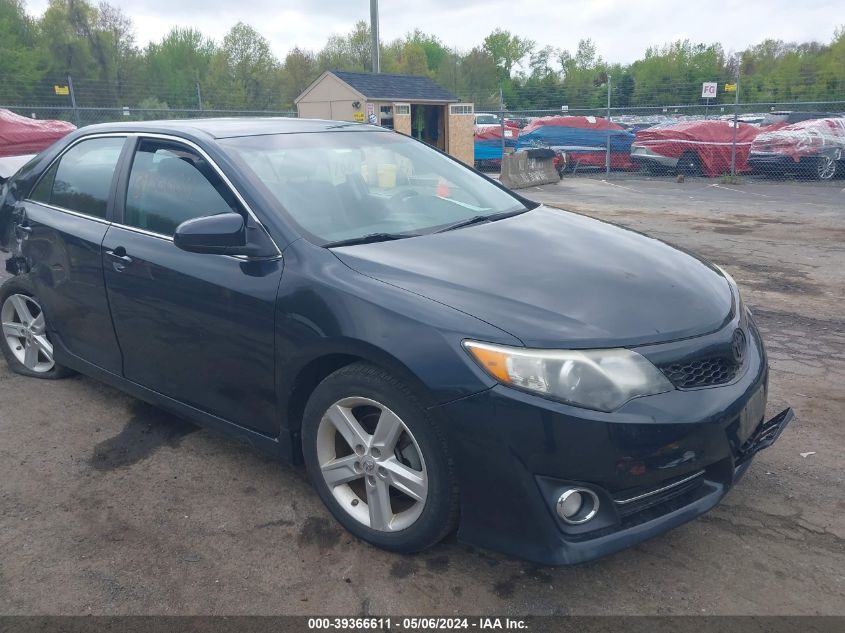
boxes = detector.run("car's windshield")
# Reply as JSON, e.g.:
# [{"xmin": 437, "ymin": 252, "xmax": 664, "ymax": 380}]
[{"xmin": 220, "ymin": 130, "xmax": 528, "ymax": 245}]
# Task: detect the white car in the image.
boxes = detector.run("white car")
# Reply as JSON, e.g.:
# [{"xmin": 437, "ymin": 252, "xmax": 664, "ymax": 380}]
[
  {"xmin": 474, "ymin": 113, "xmax": 501, "ymax": 130},
  {"xmin": 0, "ymin": 155, "xmax": 34, "ymax": 184}
]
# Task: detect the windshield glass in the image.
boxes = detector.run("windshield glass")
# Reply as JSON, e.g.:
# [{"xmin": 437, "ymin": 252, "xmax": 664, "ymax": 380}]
[{"xmin": 220, "ymin": 130, "xmax": 527, "ymax": 245}]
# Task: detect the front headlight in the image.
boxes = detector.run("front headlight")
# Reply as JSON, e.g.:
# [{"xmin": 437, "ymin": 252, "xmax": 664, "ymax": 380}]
[{"xmin": 464, "ymin": 340, "xmax": 673, "ymax": 412}]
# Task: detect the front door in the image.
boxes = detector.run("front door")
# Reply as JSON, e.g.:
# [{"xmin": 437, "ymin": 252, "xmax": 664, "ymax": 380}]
[
  {"xmin": 102, "ymin": 137, "xmax": 283, "ymax": 433},
  {"xmin": 19, "ymin": 135, "xmax": 127, "ymax": 373}
]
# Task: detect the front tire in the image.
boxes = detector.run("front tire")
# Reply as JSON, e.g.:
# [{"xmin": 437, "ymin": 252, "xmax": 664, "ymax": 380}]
[
  {"xmin": 815, "ymin": 155, "xmax": 838, "ymax": 181},
  {"xmin": 301, "ymin": 362, "xmax": 458, "ymax": 553},
  {"xmin": 0, "ymin": 278, "xmax": 72, "ymax": 379}
]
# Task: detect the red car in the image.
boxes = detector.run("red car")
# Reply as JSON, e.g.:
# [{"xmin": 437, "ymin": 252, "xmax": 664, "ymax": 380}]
[
  {"xmin": 0, "ymin": 109, "xmax": 76, "ymax": 182},
  {"xmin": 631, "ymin": 120, "xmax": 763, "ymax": 177},
  {"xmin": 749, "ymin": 117, "xmax": 845, "ymax": 181}
]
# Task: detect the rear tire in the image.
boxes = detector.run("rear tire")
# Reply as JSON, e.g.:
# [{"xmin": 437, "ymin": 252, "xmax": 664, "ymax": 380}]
[
  {"xmin": 677, "ymin": 151, "xmax": 703, "ymax": 177},
  {"xmin": 301, "ymin": 362, "xmax": 458, "ymax": 553},
  {"xmin": 0, "ymin": 277, "xmax": 72, "ymax": 379}
]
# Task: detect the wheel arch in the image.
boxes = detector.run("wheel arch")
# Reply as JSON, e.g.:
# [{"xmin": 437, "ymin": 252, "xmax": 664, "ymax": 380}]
[{"xmin": 281, "ymin": 340, "xmax": 442, "ymax": 455}]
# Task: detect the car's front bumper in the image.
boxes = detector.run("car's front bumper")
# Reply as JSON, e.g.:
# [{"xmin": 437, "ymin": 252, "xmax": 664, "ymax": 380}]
[
  {"xmin": 435, "ymin": 319, "xmax": 793, "ymax": 565},
  {"xmin": 748, "ymin": 152, "xmax": 811, "ymax": 173}
]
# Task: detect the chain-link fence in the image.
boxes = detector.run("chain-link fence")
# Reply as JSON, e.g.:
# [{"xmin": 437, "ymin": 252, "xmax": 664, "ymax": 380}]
[
  {"xmin": 0, "ymin": 75, "xmax": 297, "ymax": 127},
  {"xmin": 0, "ymin": 105, "xmax": 297, "ymax": 128},
  {"xmin": 2, "ymin": 74, "xmax": 845, "ymax": 183}
]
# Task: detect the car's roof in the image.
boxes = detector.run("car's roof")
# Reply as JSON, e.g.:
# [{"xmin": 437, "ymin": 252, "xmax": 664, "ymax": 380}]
[{"xmin": 77, "ymin": 117, "xmax": 385, "ymax": 139}]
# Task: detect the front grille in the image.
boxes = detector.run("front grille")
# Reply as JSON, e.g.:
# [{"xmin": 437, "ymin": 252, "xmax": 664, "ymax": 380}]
[{"xmin": 659, "ymin": 355, "xmax": 739, "ymax": 389}]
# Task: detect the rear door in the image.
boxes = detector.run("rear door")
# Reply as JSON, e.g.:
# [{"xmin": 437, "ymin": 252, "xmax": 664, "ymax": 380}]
[
  {"xmin": 101, "ymin": 137, "xmax": 283, "ymax": 433},
  {"xmin": 18, "ymin": 135, "xmax": 127, "ymax": 373}
]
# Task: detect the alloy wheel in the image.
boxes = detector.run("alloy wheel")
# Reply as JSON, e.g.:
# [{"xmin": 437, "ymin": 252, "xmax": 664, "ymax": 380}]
[
  {"xmin": 817, "ymin": 156, "xmax": 836, "ymax": 181},
  {"xmin": 1, "ymin": 294, "xmax": 55, "ymax": 373},
  {"xmin": 315, "ymin": 396, "xmax": 428, "ymax": 532}
]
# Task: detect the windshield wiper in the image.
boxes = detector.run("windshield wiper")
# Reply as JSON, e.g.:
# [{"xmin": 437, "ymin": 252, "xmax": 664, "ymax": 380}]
[
  {"xmin": 434, "ymin": 208, "xmax": 529, "ymax": 234},
  {"xmin": 323, "ymin": 232, "xmax": 419, "ymax": 248}
]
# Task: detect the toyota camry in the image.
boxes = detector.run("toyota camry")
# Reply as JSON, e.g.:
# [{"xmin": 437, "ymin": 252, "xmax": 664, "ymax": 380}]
[{"xmin": 0, "ymin": 118, "xmax": 793, "ymax": 564}]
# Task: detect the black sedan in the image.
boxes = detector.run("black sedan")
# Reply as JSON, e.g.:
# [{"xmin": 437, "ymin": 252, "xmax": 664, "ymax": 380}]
[{"xmin": 0, "ymin": 118, "xmax": 793, "ymax": 564}]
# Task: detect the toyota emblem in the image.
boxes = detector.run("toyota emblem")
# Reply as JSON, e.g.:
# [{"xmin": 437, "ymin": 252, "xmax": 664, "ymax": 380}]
[{"xmin": 732, "ymin": 328, "xmax": 747, "ymax": 363}]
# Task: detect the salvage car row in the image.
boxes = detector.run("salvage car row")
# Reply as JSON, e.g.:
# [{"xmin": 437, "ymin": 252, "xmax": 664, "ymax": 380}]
[{"xmin": 474, "ymin": 111, "xmax": 845, "ymax": 181}]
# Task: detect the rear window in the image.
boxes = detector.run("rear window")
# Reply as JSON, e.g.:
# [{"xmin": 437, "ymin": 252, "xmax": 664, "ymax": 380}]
[{"xmin": 29, "ymin": 137, "xmax": 125, "ymax": 219}]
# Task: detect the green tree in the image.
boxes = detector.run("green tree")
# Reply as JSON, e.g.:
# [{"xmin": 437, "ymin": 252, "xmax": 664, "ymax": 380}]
[
  {"xmin": 282, "ymin": 46, "xmax": 318, "ymax": 107},
  {"xmin": 38, "ymin": 0, "xmax": 98, "ymax": 82},
  {"xmin": 317, "ymin": 20, "xmax": 371, "ymax": 72},
  {"xmin": 144, "ymin": 28, "xmax": 215, "ymax": 108},
  {"xmin": 206, "ymin": 22, "xmax": 281, "ymax": 110},
  {"xmin": 95, "ymin": 3, "xmax": 141, "ymax": 105},
  {"xmin": 629, "ymin": 40, "xmax": 725, "ymax": 105},
  {"xmin": 381, "ymin": 39, "xmax": 429, "ymax": 76},
  {"xmin": 404, "ymin": 29, "xmax": 449, "ymax": 72},
  {"xmin": 0, "ymin": 0, "xmax": 47, "ymax": 103},
  {"xmin": 558, "ymin": 39, "xmax": 606, "ymax": 107},
  {"xmin": 483, "ymin": 28, "xmax": 534, "ymax": 79},
  {"xmin": 0, "ymin": 4, "xmax": 842, "ymax": 116}
]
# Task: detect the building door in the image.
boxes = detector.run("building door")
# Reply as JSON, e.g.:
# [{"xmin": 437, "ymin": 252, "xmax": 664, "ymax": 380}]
[{"xmin": 411, "ymin": 105, "xmax": 446, "ymax": 151}]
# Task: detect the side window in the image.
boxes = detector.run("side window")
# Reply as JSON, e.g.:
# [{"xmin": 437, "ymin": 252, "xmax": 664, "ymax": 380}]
[
  {"xmin": 29, "ymin": 137, "xmax": 125, "ymax": 219},
  {"xmin": 125, "ymin": 140, "xmax": 241, "ymax": 236}
]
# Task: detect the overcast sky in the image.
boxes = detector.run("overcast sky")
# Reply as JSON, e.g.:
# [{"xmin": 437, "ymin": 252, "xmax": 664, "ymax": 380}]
[{"xmin": 24, "ymin": 0, "xmax": 843, "ymax": 65}]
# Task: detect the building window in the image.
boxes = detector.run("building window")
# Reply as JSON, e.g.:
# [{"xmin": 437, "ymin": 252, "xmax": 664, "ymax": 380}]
[
  {"xmin": 449, "ymin": 104, "xmax": 474, "ymax": 115},
  {"xmin": 394, "ymin": 103, "xmax": 411, "ymax": 116}
]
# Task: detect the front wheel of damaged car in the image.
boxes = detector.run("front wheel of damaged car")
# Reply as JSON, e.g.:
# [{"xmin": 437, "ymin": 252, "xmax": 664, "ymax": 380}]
[
  {"xmin": 815, "ymin": 155, "xmax": 838, "ymax": 181},
  {"xmin": 301, "ymin": 362, "xmax": 458, "ymax": 553}
]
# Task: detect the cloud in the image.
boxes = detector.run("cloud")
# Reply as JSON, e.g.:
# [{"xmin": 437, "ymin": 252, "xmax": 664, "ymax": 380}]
[{"xmin": 24, "ymin": 0, "xmax": 842, "ymax": 64}]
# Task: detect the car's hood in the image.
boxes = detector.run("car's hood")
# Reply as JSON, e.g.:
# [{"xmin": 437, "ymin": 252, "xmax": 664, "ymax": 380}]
[{"xmin": 333, "ymin": 207, "xmax": 733, "ymax": 348}]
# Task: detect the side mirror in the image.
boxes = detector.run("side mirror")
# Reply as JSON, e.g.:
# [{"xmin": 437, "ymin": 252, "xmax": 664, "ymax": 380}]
[{"xmin": 174, "ymin": 212, "xmax": 247, "ymax": 255}]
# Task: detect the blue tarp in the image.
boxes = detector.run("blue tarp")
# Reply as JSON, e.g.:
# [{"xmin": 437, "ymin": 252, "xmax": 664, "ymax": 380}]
[
  {"xmin": 474, "ymin": 127, "xmax": 518, "ymax": 161},
  {"xmin": 517, "ymin": 125, "xmax": 634, "ymax": 153}
]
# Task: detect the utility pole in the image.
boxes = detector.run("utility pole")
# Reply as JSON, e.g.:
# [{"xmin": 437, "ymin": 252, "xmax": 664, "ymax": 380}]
[
  {"xmin": 730, "ymin": 62, "xmax": 741, "ymax": 177},
  {"xmin": 196, "ymin": 82, "xmax": 203, "ymax": 111},
  {"xmin": 606, "ymin": 74, "xmax": 612, "ymax": 175},
  {"xmin": 370, "ymin": 0, "xmax": 380, "ymax": 73}
]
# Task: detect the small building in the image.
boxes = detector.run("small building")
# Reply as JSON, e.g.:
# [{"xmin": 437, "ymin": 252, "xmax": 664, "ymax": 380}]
[{"xmin": 295, "ymin": 70, "xmax": 475, "ymax": 165}]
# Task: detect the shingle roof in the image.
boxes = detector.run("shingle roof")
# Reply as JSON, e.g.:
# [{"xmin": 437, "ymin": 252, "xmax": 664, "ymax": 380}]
[{"xmin": 331, "ymin": 71, "xmax": 459, "ymax": 102}]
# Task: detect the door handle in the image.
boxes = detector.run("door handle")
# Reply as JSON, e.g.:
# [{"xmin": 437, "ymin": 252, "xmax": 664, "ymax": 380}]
[{"xmin": 105, "ymin": 247, "xmax": 133, "ymax": 269}]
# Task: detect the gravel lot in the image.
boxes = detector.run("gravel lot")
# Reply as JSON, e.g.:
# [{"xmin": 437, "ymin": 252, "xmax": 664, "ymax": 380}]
[{"xmin": 1, "ymin": 177, "xmax": 843, "ymax": 615}]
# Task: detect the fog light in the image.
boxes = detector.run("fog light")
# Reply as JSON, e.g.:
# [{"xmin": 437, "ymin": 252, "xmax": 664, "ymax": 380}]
[
  {"xmin": 559, "ymin": 490, "xmax": 582, "ymax": 517},
  {"xmin": 556, "ymin": 488, "xmax": 600, "ymax": 524}
]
